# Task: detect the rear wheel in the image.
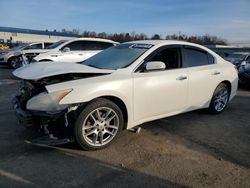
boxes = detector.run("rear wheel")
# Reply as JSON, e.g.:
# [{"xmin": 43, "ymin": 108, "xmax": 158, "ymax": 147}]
[
  {"xmin": 209, "ymin": 83, "xmax": 230, "ymax": 114},
  {"xmin": 74, "ymin": 98, "xmax": 124, "ymax": 150}
]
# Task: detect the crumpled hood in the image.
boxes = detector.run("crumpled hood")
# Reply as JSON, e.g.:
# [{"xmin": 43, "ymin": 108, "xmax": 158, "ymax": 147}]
[{"xmin": 13, "ymin": 62, "xmax": 115, "ymax": 80}]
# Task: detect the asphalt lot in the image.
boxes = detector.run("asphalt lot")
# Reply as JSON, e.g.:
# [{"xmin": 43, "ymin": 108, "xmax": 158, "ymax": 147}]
[{"xmin": 0, "ymin": 65, "xmax": 249, "ymax": 188}]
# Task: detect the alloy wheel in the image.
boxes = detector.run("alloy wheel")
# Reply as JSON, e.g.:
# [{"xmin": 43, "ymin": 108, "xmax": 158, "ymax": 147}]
[
  {"xmin": 82, "ymin": 107, "xmax": 119, "ymax": 146},
  {"xmin": 10, "ymin": 57, "xmax": 18, "ymax": 68},
  {"xmin": 214, "ymin": 87, "xmax": 229, "ymax": 112}
]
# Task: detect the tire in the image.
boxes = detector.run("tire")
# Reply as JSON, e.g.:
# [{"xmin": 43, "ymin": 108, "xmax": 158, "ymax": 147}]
[
  {"xmin": 74, "ymin": 98, "xmax": 124, "ymax": 150},
  {"xmin": 8, "ymin": 56, "xmax": 22, "ymax": 69},
  {"xmin": 208, "ymin": 83, "xmax": 230, "ymax": 114}
]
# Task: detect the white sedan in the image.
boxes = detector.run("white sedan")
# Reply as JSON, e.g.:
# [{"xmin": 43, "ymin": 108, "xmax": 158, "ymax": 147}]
[
  {"xmin": 33, "ymin": 38, "xmax": 118, "ymax": 63},
  {"xmin": 13, "ymin": 40, "xmax": 238, "ymax": 150}
]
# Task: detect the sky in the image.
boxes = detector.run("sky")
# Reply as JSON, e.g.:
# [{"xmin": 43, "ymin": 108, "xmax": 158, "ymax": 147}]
[{"xmin": 1, "ymin": 0, "xmax": 250, "ymax": 44}]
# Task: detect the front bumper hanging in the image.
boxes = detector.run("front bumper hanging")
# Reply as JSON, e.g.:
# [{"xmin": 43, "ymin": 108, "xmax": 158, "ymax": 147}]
[
  {"xmin": 13, "ymin": 95, "xmax": 34, "ymax": 127},
  {"xmin": 12, "ymin": 94, "xmax": 77, "ymax": 146}
]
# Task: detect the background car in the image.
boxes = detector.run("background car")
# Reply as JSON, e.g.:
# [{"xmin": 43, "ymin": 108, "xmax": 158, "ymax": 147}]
[
  {"xmin": 238, "ymin": 61, "xmax": 250, "ymax": 88},
  {"xmin": 33, "ymin": 38, "xmax": 119, "ymax": 63},
  {"xmin": 0, "ymin": 42, "xmax": 52, "ymax": 68},
  {"xmin": 13, "ymin": 40, "xmax": 238, "ymax": 150},
  {"xmin": 21, "ymin": 42, "xmax": 53, "ymax": 62},
  {"xmin": 0, "ymin": 43, "xmax": 9, "ymax": 50},
  {"xmin": 225, "ymin": 52, "xmax": 250, "ymax": 67}
]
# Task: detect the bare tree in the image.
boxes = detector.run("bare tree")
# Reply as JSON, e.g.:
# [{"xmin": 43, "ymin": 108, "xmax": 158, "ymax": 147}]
[
  {"xmin": 62, "ymin": 28, "xmax": 227, "ymax": 45},
  {"xmin": 151, "ymin": 34, "xmax": 161, "ymax": 40}
]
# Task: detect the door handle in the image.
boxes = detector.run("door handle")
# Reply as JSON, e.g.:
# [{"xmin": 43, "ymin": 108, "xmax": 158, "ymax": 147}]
[
  {"xmin": 176, "ymin": 76, "xmax": 187, "ymax": 80},
  {"xmin": 212, "ymin": 71, "xmax": 220, "ymax": 75}
]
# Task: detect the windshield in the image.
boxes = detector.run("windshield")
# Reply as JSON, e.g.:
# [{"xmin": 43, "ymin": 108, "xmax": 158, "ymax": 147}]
[
  {"xmin": 11, "ymin": 44, "xmax": 28, "ymax": 51},
  {"xmin": 46, "ymin": 40, "xmax": 67, "ymax": 49},
  {"xmin": 83, "ymin": 43, "xmax": 152, "ymax": 69},
  {"xmin": 228, "ymin": 53, "xmax": 247, "ymax": 60}
]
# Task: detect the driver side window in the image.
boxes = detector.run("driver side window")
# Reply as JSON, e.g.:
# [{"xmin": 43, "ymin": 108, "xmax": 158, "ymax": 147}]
[
  {"xmin": 24, "ymin": 43, "xmax": 42, "ymax": 50},
  {"xmin": 139, "ymin": 47, "xmax": 182, "ymax": 72}
]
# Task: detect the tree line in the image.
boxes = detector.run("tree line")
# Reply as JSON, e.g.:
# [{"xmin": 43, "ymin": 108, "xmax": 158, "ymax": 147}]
[{"xmin": 61, "ymin": 29, "xmax": 227, "ymax": 45}]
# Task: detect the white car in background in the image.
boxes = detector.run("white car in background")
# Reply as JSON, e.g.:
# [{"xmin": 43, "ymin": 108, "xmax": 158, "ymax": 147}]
[
  {"xmin": 21, "ymin": 42, "xmax": 55, "ymax": 62},
  {"xmin": 13, "ymin": 40, "xmax": 238, "ymax": 150},
  {"xmin": 33, "ymin": 38, "xmax": 119, "ymax": 63}
]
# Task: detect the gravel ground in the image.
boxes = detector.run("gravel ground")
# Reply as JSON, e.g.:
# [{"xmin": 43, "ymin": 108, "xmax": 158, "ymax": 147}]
[{"xmin": 0, "ymin": 65, "xmax": 249, "ymax": 188}]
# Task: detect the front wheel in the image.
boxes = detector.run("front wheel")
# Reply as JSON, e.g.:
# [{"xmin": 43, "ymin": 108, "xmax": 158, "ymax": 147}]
[
  {"xmin": 8, "ymin": 56, "xmax": 22, "ymax": 69},
  {"xmin": 74, "ymin": 98, "xmax": 124, "ymax": 150},
  {"xmin": 209, "ymin": 83, "xmax": 230, "ymax": 114}
]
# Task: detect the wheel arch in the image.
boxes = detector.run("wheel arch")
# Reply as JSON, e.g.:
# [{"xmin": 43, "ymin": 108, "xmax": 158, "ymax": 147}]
[
  {"xmin": 7, "ymin": 55, "xmax": 19, "ymax": 62},
  {"xmin": 39, "ymin": 59, "xmax": 53, "ymax": 62},
  {"xmin": 78, "ymin": 95, "xmax": 129, "ymax": 129},
  {"xmin": 98, "ymin": 95, "xmax": 128, "ymax": 129},
  {"xmin": 208, "ymin": 80, "xmax": 232, "ymax": 114},
  {"xmin": 220, "ymin": 80, "xmax": 232, "ymax": 96}
]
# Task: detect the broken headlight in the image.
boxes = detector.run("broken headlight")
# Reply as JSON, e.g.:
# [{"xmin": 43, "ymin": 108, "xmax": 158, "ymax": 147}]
[{"xmin": 26, "ymin": 89, "xmax": 72, "ymax": 112}]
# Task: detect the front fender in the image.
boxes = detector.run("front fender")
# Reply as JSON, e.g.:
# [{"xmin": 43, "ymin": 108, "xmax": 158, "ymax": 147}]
[
  {"xmin": 61, "ymin": 88, "xmax": 129, "ymax": 105},
  {"xmin": 45, "ymin": 75, "xmax": 133, "ymax": 125}
]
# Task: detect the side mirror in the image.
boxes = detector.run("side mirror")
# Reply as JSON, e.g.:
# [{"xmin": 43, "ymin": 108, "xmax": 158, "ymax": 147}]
[
  {"xmin": 145, "ymin": 61, "xmax": 166, "ymax": 71},
  {"xmin": 62, "ymin": 47, "xmax": 70, "ymax": 53}
]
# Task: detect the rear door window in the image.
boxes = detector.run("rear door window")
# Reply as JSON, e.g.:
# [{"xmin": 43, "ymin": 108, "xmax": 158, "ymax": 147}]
[
  {"xmin": 83, "ymin": 41, "xmax": 114, "ymax": 50},
  {"xmin": 183, "ymin": 47, "xmax": 214, "ymax": 67}
]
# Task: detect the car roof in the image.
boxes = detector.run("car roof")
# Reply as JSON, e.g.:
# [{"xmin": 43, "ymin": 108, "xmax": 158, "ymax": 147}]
[
  {"xmin": 125, "ymin": 40, "xmax": 208, "ymax": 48},
  {"xmin": 70, "ymin": 37, "xmax": 119, "ymax": 44},
  {"xmin": 126, "ymin": 40, "xmax": 197, "ymax": 45},
  {"xmin": 28, "ymin": 42, "xmax": 42, "ymax": 45},
  {"xmin": 125, "ymin": 40, "xmax": 223, "ymax": 60}
]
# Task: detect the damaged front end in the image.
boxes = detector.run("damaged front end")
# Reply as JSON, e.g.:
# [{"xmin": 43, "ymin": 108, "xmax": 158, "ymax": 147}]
[
  {"xmin": 12, "ymin": 62, "xmax": 114, "ymax": 146},
  {"xmin": 13, "ymin": 77, "xmax": 81, "ymax": 146}
]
